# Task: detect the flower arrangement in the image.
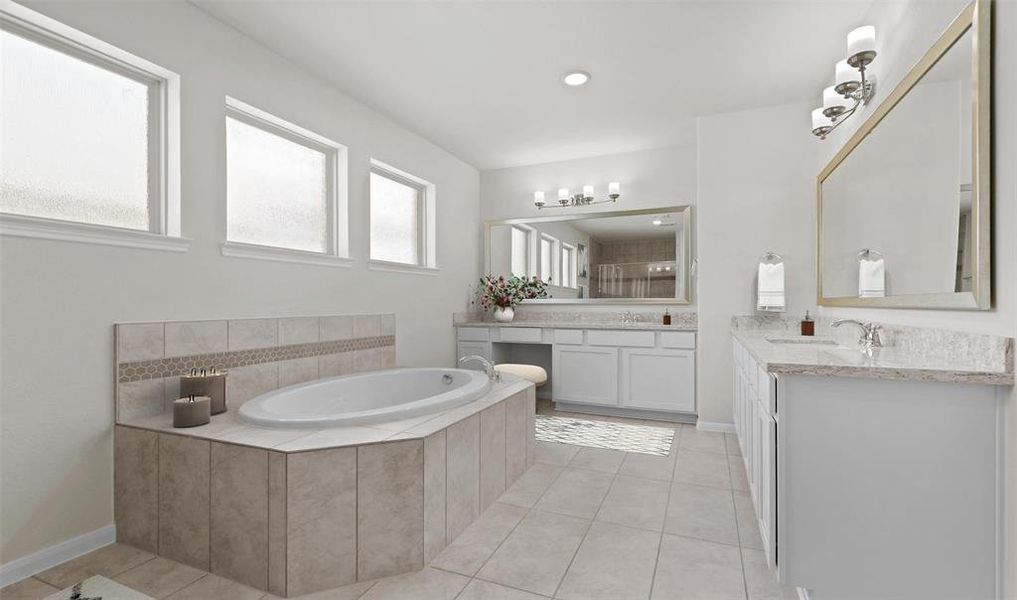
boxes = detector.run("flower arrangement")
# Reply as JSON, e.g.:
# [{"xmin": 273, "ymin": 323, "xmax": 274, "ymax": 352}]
[{"xmin": 474, "ymin": 275, "xmax": 548, "ymax": 319}]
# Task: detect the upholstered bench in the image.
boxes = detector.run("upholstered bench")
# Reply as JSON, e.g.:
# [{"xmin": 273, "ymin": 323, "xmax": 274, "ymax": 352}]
[{"xmin": 494, "ymin": 363, "xmax": 547, "ymax": 387}]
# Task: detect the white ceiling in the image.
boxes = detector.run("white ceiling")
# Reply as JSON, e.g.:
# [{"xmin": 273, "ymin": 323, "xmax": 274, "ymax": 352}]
[{"xmin": 194, "ymin": 0, "xmax": 873, "ymax": 170}]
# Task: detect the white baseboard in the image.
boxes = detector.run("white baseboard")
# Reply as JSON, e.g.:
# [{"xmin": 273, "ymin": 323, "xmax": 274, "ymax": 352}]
[
  {"xmin": 696, "ymin": 421, "xmax": 736, "ymax": 433},
  {"xmin": 0, "ymin": 524, "xmax": 115, "ymax": 587}
]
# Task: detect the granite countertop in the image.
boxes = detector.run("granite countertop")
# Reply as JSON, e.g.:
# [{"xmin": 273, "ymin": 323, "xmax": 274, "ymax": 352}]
[
  {"xmin": 454, "ymin": 319, "xmax": 697, "ymax": 332},
  {"xmin": 731, "ymin": 326, "xmax": 1014, "ymax": 386},
  {"xmin": 118, "ymin": 377, "xmax": 532, "ymax": 453}
]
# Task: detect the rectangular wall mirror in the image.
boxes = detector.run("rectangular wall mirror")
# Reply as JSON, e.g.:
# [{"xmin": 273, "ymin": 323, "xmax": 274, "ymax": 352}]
[
  {"xmin": 817, "ymin": 0, "xmax": 990, "ymax": 309},
  {"xmin": 485, "ymin": 206, "xmax": 692, "ymax": 304}
]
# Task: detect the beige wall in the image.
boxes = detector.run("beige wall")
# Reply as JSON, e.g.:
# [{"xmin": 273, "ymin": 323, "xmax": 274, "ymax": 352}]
[{"xmin": 1, "ymin": 1, "xmax": 481, "ymax": 565}]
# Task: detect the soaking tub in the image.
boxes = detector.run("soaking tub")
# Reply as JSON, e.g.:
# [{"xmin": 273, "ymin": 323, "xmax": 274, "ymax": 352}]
[{"xmin": 238, "ymin": 367, "xmax": 491, "ymax": 428}]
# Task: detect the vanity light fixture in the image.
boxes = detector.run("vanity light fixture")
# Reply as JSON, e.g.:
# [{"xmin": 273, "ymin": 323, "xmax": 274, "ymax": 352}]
[
  {"xmin": 534, "ymin": 181, "xmax": 621, "ymax": 209},
  {"xmin": 811, "ymin": 25, "xmax": 878, "ymax": 139}
]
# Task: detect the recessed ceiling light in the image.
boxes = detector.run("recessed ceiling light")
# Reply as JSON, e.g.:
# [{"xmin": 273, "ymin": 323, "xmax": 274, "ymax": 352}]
[{"xmin": 562, "ymin": 71, "xmax": 591, "ymax": 87}]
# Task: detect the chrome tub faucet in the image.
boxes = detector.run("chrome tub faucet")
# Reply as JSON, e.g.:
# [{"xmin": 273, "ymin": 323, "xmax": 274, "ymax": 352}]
[{"xmin": 458, "ymin": 355, "xmax": 501, "ymax": 381}]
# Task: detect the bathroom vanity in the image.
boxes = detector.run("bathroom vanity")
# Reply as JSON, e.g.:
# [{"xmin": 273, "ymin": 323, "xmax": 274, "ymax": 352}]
[
  {"xmin": 731, "ymin": 318, "xmax": 1013, "ymax": 600},
  {"xmin": 455, "ymin": 317, "xmax": 697, "ymax": 418}
]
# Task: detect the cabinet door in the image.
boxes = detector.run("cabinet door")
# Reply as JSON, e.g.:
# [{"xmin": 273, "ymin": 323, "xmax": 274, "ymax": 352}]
[
  {"xmin": 457, "ymin": 341, "xmax": 492, "ymax": 369},
  {"xmin": 552, "ymin": 345, "xmax": 619, "ymax": 406},
  {"xmin": 757, "ymin": 408, "xmax": 777, "ymax": 568},
  {"xmin": 620, "ymin": 348, "xmax": 695, "ymax": 413}
]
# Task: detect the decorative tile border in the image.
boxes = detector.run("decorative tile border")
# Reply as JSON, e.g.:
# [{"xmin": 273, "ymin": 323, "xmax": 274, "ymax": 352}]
[{"xmin": 118, "ymin": 335, "xmax": 395, "ymax": 383}]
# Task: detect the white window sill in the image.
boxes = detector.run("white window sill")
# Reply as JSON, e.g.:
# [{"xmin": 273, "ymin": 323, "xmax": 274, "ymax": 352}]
[
  {"xmin": 221, "ymin": 241, "xmax": 353, "ymax": 268},
  {"xmin": 368, "ymin": 259, "xmax": 440, "ymax": 276},
  {"xmin": 0, "ymin": 213, "xmax": 190, "ymax": 252}
]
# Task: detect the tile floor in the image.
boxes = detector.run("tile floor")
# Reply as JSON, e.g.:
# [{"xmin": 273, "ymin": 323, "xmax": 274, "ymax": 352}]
[{"xmin": 2, "ymin": 419, "xmax": 798, "ymax": 600}]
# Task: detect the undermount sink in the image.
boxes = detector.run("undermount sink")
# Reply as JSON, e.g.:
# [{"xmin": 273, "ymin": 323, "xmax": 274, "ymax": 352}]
[{"xmin": 765, "ymin": 337, "xmax": 850, "ymax": 350}]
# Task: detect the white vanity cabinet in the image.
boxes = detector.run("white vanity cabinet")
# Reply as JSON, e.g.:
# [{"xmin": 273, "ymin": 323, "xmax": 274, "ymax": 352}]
[{"xmin": 456, "ymin": 325, "xmax": 696, "ymax": 416}]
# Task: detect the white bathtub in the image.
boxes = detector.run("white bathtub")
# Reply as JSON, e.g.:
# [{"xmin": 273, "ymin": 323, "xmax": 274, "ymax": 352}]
[{"xmin": 238, "ymin": 368, "xmax": 492, "ymax": 428}]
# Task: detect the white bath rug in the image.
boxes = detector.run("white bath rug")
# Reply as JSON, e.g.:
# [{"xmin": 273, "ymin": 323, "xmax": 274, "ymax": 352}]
[
  {"xmin": 535, "ymin": 415, "xmax": 675, "ymax": 456},
  {"xmin": 44, "ymin": 575, "xmax": 154, "ymax": 600}
]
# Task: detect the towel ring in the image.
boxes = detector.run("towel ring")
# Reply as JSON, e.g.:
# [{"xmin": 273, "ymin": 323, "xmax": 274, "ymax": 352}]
[
  {"xmin": 857, "ymin": 248, "xmax": 884, "ymax": 260},
  {"xmin": 759, "ymin": 251, "xmax": 783, "ymax": 265}
]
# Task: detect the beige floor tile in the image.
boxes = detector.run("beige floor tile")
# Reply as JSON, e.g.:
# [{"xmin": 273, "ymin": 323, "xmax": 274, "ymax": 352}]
[
  {"xmin": 729, "ymin": 454, "xmax": 751, "ymax": 492},
  {"xmin": 35, "ymin": 544, "xmax": 155, "ymax": 589},
  {"xmin": 735, "ymin": 491, "xmax": 764, "ymax": 550},
  {"xmin": 498, "ymin": 463, "xmax": 562, "ymax": 508},
  {"xmin": 664, "ymin": 483, "xmax": 739, "ymax": 546},
  {"xmin": 675, "ymin": 449, "xmax": 732, "ymax": 489},
  {"xmin": 534, "ymin": 468, "xmax": 613, "ymax": 519},
  {"xmin": 165, "ymin": 573, "xmax": 263, "ymax": 599},
  {"xmin": 359, "ymin": 567, "xmax": 468, "ymax": 600},
  {"xmin": 618, "ymin": 451, "xmax": 677, "ymax": 481},
  {"xmin": 678, "ymin": 427, "xmax": 728, "ymax": 455},
  {"xmin": 651, "ymin": 534, "xmax": 745, "ymax": 600},
  {"xmin": 568, "ymin": 447, "xmax": 625, "ymax": 473},
  {"xmin": 556, "ymin": 521, "xmax": 660, "ymax": 600},
  {"xmin": 430, "ymin": 503, "xmax": 527, "ymax": 576},
  {"xmin": 261, "ymin": 579, "xmax": 375, "ymax": 600},
  {"xmin": 743, "ymin": 548, "xmax": 798, "ymax": 600},
  {"xmin": 534, "ymin": 441, "xmax": 580, "ymax": 466},
  {"xmin": 113, "ymin": 556, "xmax": 205, "ymax": 598},
  {"xmin": 477, "ymin": 510, "xmax": 590, "ymax": 596},
  {"xmin": 455, "ymin": 578, "xmax": 546, "ymax": 600},
  {"xmin": 595, "ymin": 475, "xmax": 670, "ymax": 531},
  {"xmin": 725, "ymin": 433, "xmax": 742, "ymax": 457},
  {"xmin": 0, "ymin": 577, "xmax": 59, "ymax": 599}
]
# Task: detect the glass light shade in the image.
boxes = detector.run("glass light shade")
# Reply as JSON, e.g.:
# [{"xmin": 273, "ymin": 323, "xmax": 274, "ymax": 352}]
[
  {"xmin": 558, "ymin": 188, "xmax": 570, "ymax": 201},
  {"xmin": 836, "ymin": 59, "xmax": 860, "ymax": 86},
  {"xmin": 812, "ymin": 107, "xmax": 831, "ymax": 131},
  {"xmin": 823, "ymin": 86, "xmax": 846, "ymax": 111},
  {"xmin": 848, "ymin": 25, "xmax": 876, "ymax": 57},
  {"xmin": 533, "ymin": 191, "xmax": 545, "ymax": 206},
  {"xmin": 582, "ymin": 184, "xmax": 594, "ymax": 198},
  {"xmin": 608, "ymin": 181, "xmax": 621, "ymax": 195}
]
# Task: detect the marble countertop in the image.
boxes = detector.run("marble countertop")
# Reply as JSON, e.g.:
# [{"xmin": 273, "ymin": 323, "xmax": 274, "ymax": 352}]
[
  {"xmin": 454, "ymin": 319, "xmax": 697, "ymax": 332},
  {"xmin": 118, "ymin": 377, "xmax": 532, "ymax": 452},
  {"xmin": 732, "ymin": 328, "xmax": 1014, "ymax": 386}
]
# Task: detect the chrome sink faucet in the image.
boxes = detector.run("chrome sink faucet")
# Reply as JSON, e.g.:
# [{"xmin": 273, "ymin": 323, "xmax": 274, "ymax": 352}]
[
  {"xmin": 831, "ymin": 319, "xmax": 883, "ymax": 349},
  {"xmin": 458, "ymin": 355, "xmax": 501, "ymax": 381}
]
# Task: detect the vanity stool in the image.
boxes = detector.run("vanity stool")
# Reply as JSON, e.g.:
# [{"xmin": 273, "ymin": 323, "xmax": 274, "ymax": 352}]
[{"xmin": 494, "ymin": 363, "xmax": 547, "ymax": 387}]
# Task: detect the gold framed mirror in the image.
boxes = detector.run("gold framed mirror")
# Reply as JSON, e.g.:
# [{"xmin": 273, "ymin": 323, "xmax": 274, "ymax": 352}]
[{"xmin": 817, "ymin": 0, "xmax": 991, "ymax": 309}]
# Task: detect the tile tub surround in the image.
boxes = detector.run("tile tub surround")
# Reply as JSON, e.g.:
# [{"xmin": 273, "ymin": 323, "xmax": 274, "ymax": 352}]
[
  {"xmin": 452, "ymin": 310, "xmax": 698, "ymax": 331},
  {"xmin": 113, "ymin": 384, "xmax": 536, "ymax": 597},
  {"xmin": 114, "ymin": 314, "xmax": 396, "ymax": 421},
  {"xmin": 731, "ymin": 315, "xmax": 1014, "ymax": 385}
]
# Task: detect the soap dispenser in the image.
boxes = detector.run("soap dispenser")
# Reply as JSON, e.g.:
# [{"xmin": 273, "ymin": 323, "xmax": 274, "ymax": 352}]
[
  {"xmin": 801, "ymin": 311, "xmax": 815, "ymax": 337},
  {"xmin": 662, "ymin": 309, "xmax": 672, "ymax": 326}
]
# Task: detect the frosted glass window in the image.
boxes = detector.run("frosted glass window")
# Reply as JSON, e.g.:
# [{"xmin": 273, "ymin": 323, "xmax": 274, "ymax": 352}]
[
  {"xmin": 371, "ymin": 171, "xmax": 422, "ymax": 265},
  {"xmin": 1, "ymin": 29, "xmax": 152, "ymax": 230},
  {"xmin": 226, "ymin": 115, "xmax": 329, "ymax": 253},
  {"xmin": 540, "ymin": 237, "xmax": 553, "ymax": 283},
  {"xmin": 511, "ymin": 226, "xmax": 529, "ymax": 277}
]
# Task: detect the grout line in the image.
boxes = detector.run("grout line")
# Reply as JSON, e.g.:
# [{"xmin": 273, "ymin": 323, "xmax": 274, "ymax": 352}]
[
  {"xmin": 649, "ymin": 436, "xmax": 680, "ymax": 600},
  {"xmin": 726, "ymin": 445, "xmax": 751, "ymax": 600}
]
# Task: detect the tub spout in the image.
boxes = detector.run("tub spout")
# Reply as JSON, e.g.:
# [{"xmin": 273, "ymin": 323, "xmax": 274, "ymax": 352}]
[{"xmin": 459, "ymin": 355, "xmax": 500, "ymax": 382}]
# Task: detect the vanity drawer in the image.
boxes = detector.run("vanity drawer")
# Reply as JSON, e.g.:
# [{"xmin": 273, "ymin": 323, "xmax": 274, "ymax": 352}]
[
  {"xmin": 457, "ymin": 327, "xmax": 490, "ymax": 342},
  {"xmin": 660, "ymin": 331, "xmax": 696, "ymax": 349},
  {"xmin": 587, "ymin": 329, "xmax": 656, "ymax": 348},
  {"xmin": 553, "ymin": 329, "xmax": 584, "ymax": 345},
  {"xmin": 498, "ymin": 327, "xmax": 543, "ymax": 343}
]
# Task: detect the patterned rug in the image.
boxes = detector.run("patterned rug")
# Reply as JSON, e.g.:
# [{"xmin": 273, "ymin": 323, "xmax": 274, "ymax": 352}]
[
  {"xmin": 44, "ymin": 575, "xmax": 153, "ymax": 600},
  {"xmin": 535, "ymin": 415, "xmax": 675, "ymax": 456}
]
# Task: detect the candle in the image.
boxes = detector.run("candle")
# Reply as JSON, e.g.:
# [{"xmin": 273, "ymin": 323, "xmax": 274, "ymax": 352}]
[
  {"xmin": 812, "ymin": 108, "xmax": 831, "ymax": 132},
  {"xmin": 558, "ymin": 188, "xmax": 569, "ymax": 201},
  {"xmin": 823, "ymin": 86, "xmax": 845, "ymax": 113},
  {"xmin": 533, "ymin": 191, "xmax": 545, "ymax": 206},
  {"xmin": 836, "ymin": 59, "xmax": 859, "ymax": 87},
  {"xmin": 582, "ymin": 184, "xmax": 594, "ymax": 198},
  {"xmin": 608, "ymin": 181, "xmax": 620, "ymax": 196},
  {"xmin": 847, "ymin": 25, "xmax": 876, "ymax": 58},
  {"xmin": 173, "ymin": 395, "xmax": 211, "ymax": 428}
]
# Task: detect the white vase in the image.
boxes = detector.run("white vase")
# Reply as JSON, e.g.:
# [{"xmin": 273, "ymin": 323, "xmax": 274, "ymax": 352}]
[{"xmin": 493, "ymin": 306, "xmax": 515, "ymax": 323}]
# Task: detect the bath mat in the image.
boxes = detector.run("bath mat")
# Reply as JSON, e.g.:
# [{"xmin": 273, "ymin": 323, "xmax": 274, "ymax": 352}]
[
  {"xmin": 535, "ymin": 415, "xmax": 674, "ymax": 456},
  {"xmin": 44, "ymin": 575, "xmax": 154, "ymax": 600}
]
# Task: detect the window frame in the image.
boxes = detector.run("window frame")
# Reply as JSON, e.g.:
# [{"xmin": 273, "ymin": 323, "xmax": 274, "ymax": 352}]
[
  {"xmin": 220, "ymin": 96, "xmax": 350, "ymax": 266},
  {"xmin": 0, "ymin": 2, "xmax": 185, "ymax": 251},
  {"xmin": 509, "ymin": 224, "xmax": 535, "ymax": 279},
  {"xmin": 561, "ymin": 243, "xmax": 577, "ymax": 289},
  {"xmin": 539, "ymin": 233, "xmax": 560, "ymax": 285},
  {"xmin": 368, "ymin": 159, "xmax": 438, "ymax": 274}
]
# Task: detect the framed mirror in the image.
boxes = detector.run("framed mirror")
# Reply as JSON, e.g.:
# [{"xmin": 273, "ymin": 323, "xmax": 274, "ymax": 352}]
[
  {"xmin": 484, "ymin": 206, "xmax": 692, "ymax": 304},
  {"xmin": 817, "ymin": 0, "xmax": 990, "ymax": 309}
]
